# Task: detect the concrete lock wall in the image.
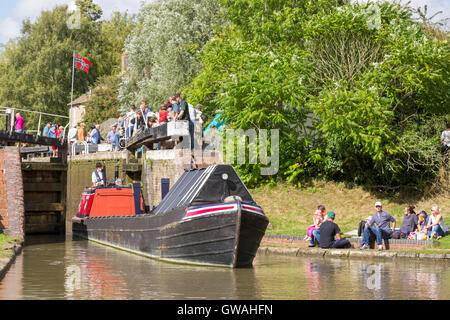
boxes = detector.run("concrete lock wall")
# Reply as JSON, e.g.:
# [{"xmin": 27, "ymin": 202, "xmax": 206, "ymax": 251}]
[{"xmin": 143, "ymin": 149, "xmax": 222, "ymax": 209}]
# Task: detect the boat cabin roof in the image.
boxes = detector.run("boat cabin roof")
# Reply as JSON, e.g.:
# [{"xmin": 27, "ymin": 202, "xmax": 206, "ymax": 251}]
[{"xmin": 151, "ymin": 164, "xmax": 255, "ymax": 215}]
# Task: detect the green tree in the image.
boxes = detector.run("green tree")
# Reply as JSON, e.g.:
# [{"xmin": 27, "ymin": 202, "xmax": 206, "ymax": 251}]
[
  {"xmin": 0, "ymin": 2, "xmax": 102, "ymax": 124},
  {"xmin": 76, "ymin": 0, "xmax": 103, "ymax": 21},
  {"xmin": 83, "ymin": 74, "xmax": 121, "ymax": 129},
  {"xmin": 305, "ymin": 2, "xmax": 450, "ymax": 186},
  {"xmin": 99, "ymin": 11, "xmax": 137, "ymax": 76},
  {"xmin": 118, "ymin": 0, "xmax": 225, "ymax": 111},
  {"xmin": 185, "ymin": 0, "xmax": 449, "ymax": 189},
  {"xmin": 0, "ymin": 0, "xmax": 135, "ymax": 131}
]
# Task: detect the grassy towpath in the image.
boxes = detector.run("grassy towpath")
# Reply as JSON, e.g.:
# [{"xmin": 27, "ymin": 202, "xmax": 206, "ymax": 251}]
[
  {"xmin": 250, "ymin": 181, "xmax": 450, "ymax": 250},
  {"xmin": 0, "ymin": 234, "xmax": 20, "ymax": 258},
  {"xmin": 0, "ymin": 234, "xmax": 23, "ymax": 282}
]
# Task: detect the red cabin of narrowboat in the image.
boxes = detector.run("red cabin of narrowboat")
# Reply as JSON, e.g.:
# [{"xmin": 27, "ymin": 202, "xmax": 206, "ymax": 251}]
[{"xmin": 76, "ymin": 185, "xmax": 144, "ymax": 218}]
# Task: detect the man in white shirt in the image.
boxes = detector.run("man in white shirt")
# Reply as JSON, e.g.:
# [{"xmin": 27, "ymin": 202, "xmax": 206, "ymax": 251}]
[
  {"xmin": 92, "ymin": 162, "xmax": 107, "ymax": 187},
  {"xmin": 188, "ymin": 103, "xmax": 196, "ymax": 121},
  {"xmin": 67, "ymin": 125, "xmax": 78, "ymax": 144}
]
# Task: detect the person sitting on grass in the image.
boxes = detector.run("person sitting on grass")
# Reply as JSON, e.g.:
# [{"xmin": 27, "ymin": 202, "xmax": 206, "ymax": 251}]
[
  {"xmin": 392, "ymin": 205, "xmax": 418, "ymax": 239},
  {"xmin": 413, "ymin": 210, "xmax": 429, "ymax": 240},
  {"xmin": 416, "ymin": 211, "xmax": 429, "ymax": 233},
  {"xmin": 307, "ymin": 205, "xmax": 325, "ymax": 246},
  {"xmin": 316, "ymin": 211, "xmax": 351, "ymax": 249},
  {"xmin": 426, "ymin": 205, "xmax": 446, "ymax": 240},
  {"xmin": 358, "ymin": 201, "xmax": 396, "ymax": 251}
]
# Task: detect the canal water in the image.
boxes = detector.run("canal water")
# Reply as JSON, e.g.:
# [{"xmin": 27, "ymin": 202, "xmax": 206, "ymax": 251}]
[{"xmin": 0, "ymin": 235, "xmax": 449, "ymax": 300}]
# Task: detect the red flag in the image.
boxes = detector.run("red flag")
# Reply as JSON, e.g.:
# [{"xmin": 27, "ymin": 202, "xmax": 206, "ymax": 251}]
[{"xmin": 75, "ymin": 53, "xmax": 92, "ymax": 74}]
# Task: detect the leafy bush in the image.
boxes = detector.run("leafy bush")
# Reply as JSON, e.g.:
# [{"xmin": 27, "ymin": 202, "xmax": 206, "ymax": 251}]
[{"xmin": 185, "ymin": 0, "xmax": 449, "ymax": 190}]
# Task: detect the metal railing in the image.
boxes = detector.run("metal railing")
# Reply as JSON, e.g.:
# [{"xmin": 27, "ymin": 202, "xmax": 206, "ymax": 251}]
[
  {"xmin": 0, "ymin": 106, "xmax": 70, "ymax": 139},
  {"xmin": 71, "ymin": 140, "xmax": 89, "ymax": 155}
]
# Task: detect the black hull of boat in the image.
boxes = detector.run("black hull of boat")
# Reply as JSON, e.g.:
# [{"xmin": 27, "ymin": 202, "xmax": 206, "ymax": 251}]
[{"xmin": 72, "ymin": 207, "xmax": 268, "ymax": 267}]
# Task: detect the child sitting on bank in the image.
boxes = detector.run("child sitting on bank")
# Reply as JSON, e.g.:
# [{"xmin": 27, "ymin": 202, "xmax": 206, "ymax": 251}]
[
  {"xmin": 305, "ymin": 205, "xmax": 326, "ymax": 241},
  {"xmin": 409, "ymin": 210, "xmax": 428, "ymax": 240},
  {"xmin": 416, "ymin": 211, "xmax": 429, "ymax": 232}
]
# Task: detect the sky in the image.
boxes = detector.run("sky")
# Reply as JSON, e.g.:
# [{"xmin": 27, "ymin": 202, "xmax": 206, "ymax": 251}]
[
  {"xmin": 0, "ymin": 0, "xmax": 149, "ymax": 45},
  {"xmin": 0, "ymin": 0, "xmax": 449, "ymax": 45}
]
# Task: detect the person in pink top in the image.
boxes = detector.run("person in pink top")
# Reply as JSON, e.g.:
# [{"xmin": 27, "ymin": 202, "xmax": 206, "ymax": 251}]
[
  {"xmin": 15, "ymin": 113, "xmax": 25, "ymax": 133},
  {"xmin": 306, "ymin": 205, "xmax": 326, "ymax": 246}
]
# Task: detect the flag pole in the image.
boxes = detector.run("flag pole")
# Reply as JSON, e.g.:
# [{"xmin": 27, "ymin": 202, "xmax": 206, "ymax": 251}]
[{"xmin": 70, "ymin": 51, "xmax": 75, "ymax": 126}]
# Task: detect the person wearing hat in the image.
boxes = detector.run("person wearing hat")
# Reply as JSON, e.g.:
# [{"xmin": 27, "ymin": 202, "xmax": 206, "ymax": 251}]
[
  {"xmin": 359, "ymin": 201, "xmax": 396, "ymax": 250},
  {"xmin": 316, "ymin": 211, "xmax": 351, "ymax": 249},
  {"xmin": 92, "ymin": 162, "xmax": 107, "ymax": 187}
]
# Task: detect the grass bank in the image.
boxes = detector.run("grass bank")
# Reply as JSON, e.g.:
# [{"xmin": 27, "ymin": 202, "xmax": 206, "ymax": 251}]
[
  {"xmin": 0, "ymin": 234, "xmax": 20, "ymax": 258},
  {"xmin": 250, "ymin": 181, "xmax": 450, "ymax": 249}
]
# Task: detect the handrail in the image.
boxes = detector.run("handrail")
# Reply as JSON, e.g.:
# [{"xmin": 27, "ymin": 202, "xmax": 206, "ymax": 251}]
[
  {"xmin": 71, "ymin": 140, "xmax": 89, "ymax": 155},
  {"xmin": 0, "ymin": 106, "xmax": 69, "ymax": 137},
  {"xmin": 0, "ymin": 106, "xmax": 69, "ymax": 119}
]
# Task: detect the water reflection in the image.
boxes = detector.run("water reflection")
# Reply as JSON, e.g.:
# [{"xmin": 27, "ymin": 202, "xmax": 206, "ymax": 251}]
[
  {"xmin": 252, "ymin": 255, "xmax": 449, "ymax": 300},
  {"xmin": 63, "ymin": 237, "xmax": 261, "ymax": 300},
  {"xmin": 0, "ymin": 235, "xmax": 449, "ymax": 300}
]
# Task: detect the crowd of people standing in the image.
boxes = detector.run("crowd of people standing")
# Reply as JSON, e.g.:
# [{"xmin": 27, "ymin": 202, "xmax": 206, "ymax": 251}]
[
  {"xmin": 68, "ymin": 94, "xmax": 203, "ymax": 152},
  {"xmin": 42, "ymin": 121, "xmax": 64, "ymax": 157}
]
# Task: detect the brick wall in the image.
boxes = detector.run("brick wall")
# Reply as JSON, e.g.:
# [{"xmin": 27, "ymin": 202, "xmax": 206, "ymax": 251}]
[
  {"xmin": 0, "ymin": 147, "xmax": 25, "ymax": 241},
  {"xmin": 0, "ymin": 150, "xmax": 7, "ymax": 231}
]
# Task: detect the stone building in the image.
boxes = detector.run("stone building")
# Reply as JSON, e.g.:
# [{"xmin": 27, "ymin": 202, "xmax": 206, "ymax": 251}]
[{"xmin": 67, "ymin": 92, "xmax": 91, "ymax": 127}]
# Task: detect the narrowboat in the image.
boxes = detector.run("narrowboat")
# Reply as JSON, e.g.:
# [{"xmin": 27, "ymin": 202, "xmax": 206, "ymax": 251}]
[{"xmin": 72, "ymin": 164, "xmax": 269, "ymax": 267}]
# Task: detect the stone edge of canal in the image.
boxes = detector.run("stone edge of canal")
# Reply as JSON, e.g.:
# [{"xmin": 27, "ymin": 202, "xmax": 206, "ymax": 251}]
[
  {"xmin": 258, "ymin": 246, "xmax": 450, "ymax": 261},
  {"xmin": 0, "ymin": 242, "xmax": 23, "ymax": 282}
]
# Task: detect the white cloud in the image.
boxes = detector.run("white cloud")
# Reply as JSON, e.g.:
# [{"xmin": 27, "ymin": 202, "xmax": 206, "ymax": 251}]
[
  {"xmin": 0, "ymin": 17, "xmax": 21, "ymax": 44},
  {"xmin": 12, "ymin": 0, "xmax": 145, "ymax": 21},
  {"xmin": 354, "ymin": 0, "xmax": 449, "ymax": 21},
  {"xmin": 13, "ymin": 0, "xmax": 71, "ymax": 20},
  {"xmin": 95, "ymin": 0, "xmax": 145, "ymax": 17}
]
